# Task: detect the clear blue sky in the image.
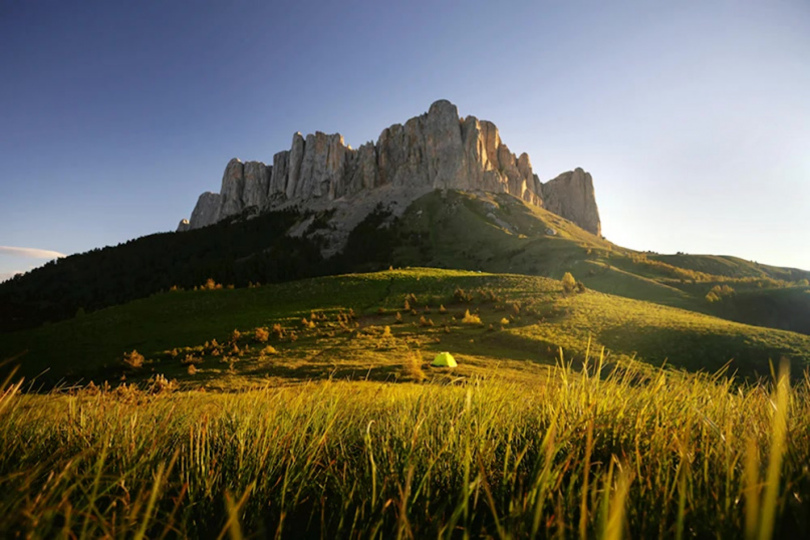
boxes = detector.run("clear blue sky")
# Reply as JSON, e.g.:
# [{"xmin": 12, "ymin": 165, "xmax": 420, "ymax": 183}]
[{"xmin": 1, "ymin": 0, "xmax": 808, "ymax": 281}]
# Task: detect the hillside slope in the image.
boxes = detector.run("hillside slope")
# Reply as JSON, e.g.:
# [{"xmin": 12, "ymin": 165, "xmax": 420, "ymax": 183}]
[
  {"xmin": 2, "ymin": 190, "xmax": 808, "ymax": 337},
  {"xmin": 377, "ymin": 191, "xmax": 810, "ymax": 333},
  {"xmin": 2, "ymin": 269, "xmax": 808, "ymax": 387}
]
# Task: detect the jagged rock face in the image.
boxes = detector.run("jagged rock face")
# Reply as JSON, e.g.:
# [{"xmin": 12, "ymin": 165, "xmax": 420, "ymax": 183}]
[
  {"xmin": 345, "ymin": 142, "xmax": 378, "ymax": 193},
  {"xmin": 540, "ymin": 168, "xmax": 601, "ymax": 236},
  {"xmin": 425, "ymin": 100, "xmax": 465, "ymax": 189},
  {"xmin": 243, "ymin": 161, "xmax": 271, "ymax": 208},
  {"xmin": 180, "ymin": 99, "xmax": 600, "ymax": 238},
  {"xmin": 218, "ymin": 158, "xmax": 245, "ymax": 218},
  {"xmin": 184, "ymin": 159, "xmax": 273, "ymax": 230},
  {"xmin": 286, "ymin": 133, "xmax": 305, "ymax": 199},
  {"xmin": 270, "ymin": 150, "xmax": 289, "ymax": 195},
  {"xmin": 295, "ymin": 132, "xmax": 348, "ymax": 199},
  {"xmin": 187, "ymin": 192, "xmax": 222, "ymax": 229},
  {"xmin": 177, "ymin": 219, "xmax": 190, "ymax": 232}
]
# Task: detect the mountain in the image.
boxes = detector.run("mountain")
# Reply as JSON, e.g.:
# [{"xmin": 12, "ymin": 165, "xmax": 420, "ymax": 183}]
[
  {"xmin": 177, "ymin": 100, "xmax": 601, "ymax": 255},
  {"xmin": 2, "ymin": 101, "xmax": 808, "ymax": 342}
]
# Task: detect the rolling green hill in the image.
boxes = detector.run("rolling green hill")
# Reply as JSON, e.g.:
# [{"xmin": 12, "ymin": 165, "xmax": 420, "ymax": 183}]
[
  {"xmin": 379, "ymin": 191, "xmax": 810, "ymax": 334},
  {"xmin": 3, "ymin": 268, "xmax": 808, "ymax": 387}
]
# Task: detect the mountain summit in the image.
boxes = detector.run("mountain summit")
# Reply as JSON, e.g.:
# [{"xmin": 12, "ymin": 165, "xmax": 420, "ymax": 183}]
[{"xmin": 178, "ymin": 100, "xmax": 601, "ymax": 243}]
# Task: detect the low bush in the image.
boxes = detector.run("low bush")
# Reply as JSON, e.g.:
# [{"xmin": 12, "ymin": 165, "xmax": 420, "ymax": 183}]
[
  {"xmin": 461, "ymin": 309, "xmax": 482, "ymax": 325},
  {"xmin": 122, "ymin": 350, "xmax": 145, "ymax": 369}
]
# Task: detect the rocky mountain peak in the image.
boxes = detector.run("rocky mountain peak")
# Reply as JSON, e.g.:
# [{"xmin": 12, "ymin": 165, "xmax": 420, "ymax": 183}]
[{"xmin": 180, "ymin": 100, "xmax": 601, "ymax": 243}]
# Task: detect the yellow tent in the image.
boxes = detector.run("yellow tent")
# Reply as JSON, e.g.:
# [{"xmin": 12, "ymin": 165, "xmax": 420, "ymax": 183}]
[{"xmin": 431, "ymin": 352, "xmax": 457, "ymax": 367}]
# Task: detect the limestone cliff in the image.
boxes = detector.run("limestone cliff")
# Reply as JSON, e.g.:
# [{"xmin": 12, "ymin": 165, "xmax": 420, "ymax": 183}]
[
  {"xmin": 179, "ymin": 100, "xmax": 601, "ymax": 239},
  {"xmin": 539, "ymin": 168, "xmax": 601, "ymax": 237}
]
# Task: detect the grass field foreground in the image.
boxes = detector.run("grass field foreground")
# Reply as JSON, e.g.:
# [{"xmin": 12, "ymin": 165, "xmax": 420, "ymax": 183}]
[{"xmin": 1, "ymin": 357, "xmax": 808, "ymax": 538}]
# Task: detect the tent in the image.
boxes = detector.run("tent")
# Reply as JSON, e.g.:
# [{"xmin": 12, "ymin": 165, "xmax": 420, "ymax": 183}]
[{"xmin": 431, "ymin": 352, "xmax": 457, "ymax": 368}]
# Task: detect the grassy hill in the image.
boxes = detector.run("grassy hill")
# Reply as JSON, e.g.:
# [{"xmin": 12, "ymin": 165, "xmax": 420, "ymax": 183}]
[
  {"xmin": 384, "ymin": 191, "xmax": 810, "ymax": 332},
  {"xmin": 3, "ymin": 268, "xmax": 808, "ymax": 387},
  {"xmin": 2, "ymin": 189, "xmax": 808, "ymax": 339}
]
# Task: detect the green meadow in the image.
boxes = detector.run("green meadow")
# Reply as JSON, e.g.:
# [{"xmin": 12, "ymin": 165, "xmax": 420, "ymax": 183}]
[
  {"xmin": 2, "ymin": 268, "xmax": 808, "ymax": 386},
  {"xmin": 2, "ymin": 267, "xmax": 810, "ymax": 537}
]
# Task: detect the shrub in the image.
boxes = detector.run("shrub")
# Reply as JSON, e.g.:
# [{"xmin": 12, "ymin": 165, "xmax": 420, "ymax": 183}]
[
  {"xmin": 439, "ymin": 304, "xmax": 447, "ymax": 314},
  {"xmin": 454, "ymin": 288, "xmax": 473, "ymax": 303},
  {"xmin": 181, "ymin": 354, "xmax": 202, "ymax": 365},
  {"xmin": 500, "ymin": 317, "xmax": 510, "ymax": 325},
  {"xmin": 395, "ymin": 312, "xmax": 403, "ymax": 323},
  {"xmin": 146, "ymin": 374, "xmax": 178, "ymax": 394},
  {"xmin": 401, "ymin": 353, "xmax": 426, "ymax": 382},
  {"xmin": 706, "ymin": 284, "xmax": 735, "ymax": 303},
  {"xmin": 187, "ymin": 364, "xmax": 198, "ymax": 375},
  {"xmin": 561, "ymin": 272, "xmax": 577, "ymax": 293},
  {"xmin": 254, "ymin": 327, "xmax": 270, "ymax": 343},
  {"xmin": 479, "ymin": 289, "xmax": 499, "ymax": 303},
  {"xmin": 419, "ymin": 316, "xmax": 434, "ymax": 327},
  {"xmin": 462, "ymin": 309, "xmax": 482, "ymax": 325},
  {"xmin": 122, "ymin": 350, "xmax": 145, "ymax": 369},
  {"xmin": 202, "ymin": 278, "xmax": 222, "ymax": 290},
  {"xmin": 260, "ymin": 345, "xmax": 278, "ymax": 356}
]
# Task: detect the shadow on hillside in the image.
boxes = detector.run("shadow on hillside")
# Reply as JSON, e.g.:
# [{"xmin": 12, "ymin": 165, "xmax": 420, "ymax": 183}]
[{"xmin": 598, "ymin": 325, "xmax": 808, "ymax": 379}]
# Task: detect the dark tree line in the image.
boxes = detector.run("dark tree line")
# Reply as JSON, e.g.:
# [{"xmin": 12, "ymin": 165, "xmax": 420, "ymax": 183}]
[
  {"xmin": 0, "ymin": 210, "xmax": 320, "ymax": 331},
  {"xmin": 0, "ymin": 205, "xmax": 409, "ymax": 332}
]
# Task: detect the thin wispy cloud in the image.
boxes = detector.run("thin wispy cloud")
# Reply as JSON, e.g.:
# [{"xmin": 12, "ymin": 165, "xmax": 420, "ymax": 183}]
[
  {"xmin": 0, "ymin": 246, "xmax": 66, "ymax": 259},
  {"xmin": 0, "ymin": 270, "xmax": 22, "ymax": 283}
]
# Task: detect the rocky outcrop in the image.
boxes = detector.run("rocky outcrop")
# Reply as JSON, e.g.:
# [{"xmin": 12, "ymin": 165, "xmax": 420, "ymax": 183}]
[
  {"xmin": 188, "ymin": 192, "xmax": 222, "ymax": 229},
  {"xmin": 243, "ymin": 161, "xmax": 271, "ymax": 208},
  {"xmin": 178, "ymin": 100, "xmax": 600, "ymax": 239},
  {"xmin": 539, "ymin": 168, "xmax": 601, "ymax": 236},
  {"xmin": 218, "ymin": 159, "xmax": 245, "ymax": 218}
]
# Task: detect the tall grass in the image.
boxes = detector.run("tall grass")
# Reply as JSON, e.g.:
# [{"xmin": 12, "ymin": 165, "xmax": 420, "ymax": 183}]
[{"xmin": 1, "ymin": 357, "xmax": 808, "ymax": 538}]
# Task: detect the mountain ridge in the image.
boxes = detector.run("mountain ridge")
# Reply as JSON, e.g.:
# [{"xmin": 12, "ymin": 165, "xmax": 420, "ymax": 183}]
[
  {"xmin": 2, "ymin": 189, "xmax": 808, "ymax": 336},
  {"xmin": 178, "ymin": 100, "xmax": 602, "ymax": 249}
]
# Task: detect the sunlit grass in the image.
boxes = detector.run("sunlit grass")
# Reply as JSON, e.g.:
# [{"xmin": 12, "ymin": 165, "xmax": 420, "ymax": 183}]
[{"xmin": 1, "ymin": 352, "xmax": 808, "ymax": 538}]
